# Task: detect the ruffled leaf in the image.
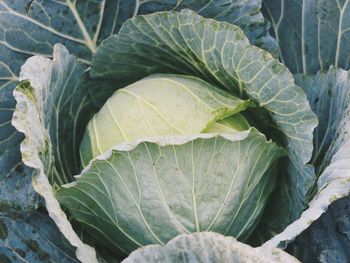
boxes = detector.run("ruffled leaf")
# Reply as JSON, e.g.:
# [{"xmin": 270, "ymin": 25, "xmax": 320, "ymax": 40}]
[
  {"xmin": 12, "ymin": 44, "xmax": 97, "ymax": 262},
  {"xmin": 57, "ymin": 130, "xmax": 284, "ymax": 256},
  {"xmin": 124, "ymin": 232, "xmax": 299, "ymax": 263},
  {"xmin": 264, "ymin": 67, "xmax": 350, "ymax": 247}
]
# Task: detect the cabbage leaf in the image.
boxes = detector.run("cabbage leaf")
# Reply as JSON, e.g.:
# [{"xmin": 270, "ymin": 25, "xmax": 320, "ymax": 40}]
[
  {"xmin": 57, "ymin": 130, "xmax": 284, "ymax": 255},
  {"xmin": 262, "ymin": 0, "xmax": 350, "ymax": 74},
  {"xmin": 264, "ymin": 67, "xmax": 350, "ymax": 247},
  {"xmin": 124, "ymin": 232, "xmax": 299, "ymax": 263}
]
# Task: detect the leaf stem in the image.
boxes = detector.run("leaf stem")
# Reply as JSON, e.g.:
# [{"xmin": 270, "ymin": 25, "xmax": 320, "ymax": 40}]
[{"xmin": 66, "ymin": 0, "xmax": 96, "ymax": 53}]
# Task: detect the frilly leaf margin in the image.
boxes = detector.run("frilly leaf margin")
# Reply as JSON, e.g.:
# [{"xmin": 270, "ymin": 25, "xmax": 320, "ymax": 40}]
[
  {"xmin": 11, "ymin": 44, "xmax": 98, "ymax": 263},
  {"xmin": 123, "ymin": 232, "xmax": 299, "ymax": 263}
]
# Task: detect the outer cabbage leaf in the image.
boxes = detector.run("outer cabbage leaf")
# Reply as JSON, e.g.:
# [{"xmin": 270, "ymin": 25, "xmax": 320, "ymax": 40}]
[
  {"xmin": 57, "ymin": 130, "xmax": 285, "ymax": 256},
  {"xmin": 139, "ymin": 0, "xmax": 278, "ymax": 56},
  {"xmin": 80, "ymin": 73, "xmax": 253, "ymax": 165},
  {"xmin": 287, "ymin": 196, "xmax": 350, "ymax": 262},
  {"xmin": 264, "ymin": 67, "xmax": 350, "ymax": 247},
  {"xmin": 123, "ymin": 232, "xmax": 299, "ymax": 263},
  {"xmin": 91, "ymin": 9, "xmax": 318, "ymax": 236},
  {"xmin": 12, "ymin": 44, "xmax": 97, "ymax": 262},
  {"xmin": 295, "ymin": 67, "xmax": 350, "ymax": 176},
  {"xmin": 14, "ymin": 45, "xmax": 96, "ymax": 186},
  {"xmin": 0, "ymin": 208, "xmax": 78, "ymax": 263},
  {"xmin": 0, "ymin": 0, "xmax": 276, "ymax": 63},
  {"xmin": 262, "ymin": 0, "xmax": 350, "ymax": 74}
]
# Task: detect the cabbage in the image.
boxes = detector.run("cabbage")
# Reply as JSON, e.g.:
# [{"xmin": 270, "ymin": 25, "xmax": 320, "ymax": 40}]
[{"xmin": 1, "ymin": 1, "xmax": 349, "ymax": 262}]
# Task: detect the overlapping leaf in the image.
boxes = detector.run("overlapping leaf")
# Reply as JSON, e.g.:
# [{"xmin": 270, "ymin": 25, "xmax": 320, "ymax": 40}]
[
  {"xmin": 295, "ymin": 67, "xmax": 350, "ymax": 175},
  {"xmin": 14, "ymin": 44, "xmax": 96, "ymax": 185},
  {"xmin": 91, "ymin": 9, "xmax": 318, "ymax": 235},
  {"xmin": 80, "ymin": 74, "xmax": 253, "ymax": 165},
  {"xmin": 264, "ymin": 67, "xmax": 350, "ymax": 248},
  {"xmin": 139, "ymin": 0, "xmax": 278, "ymax": 56},
  {"xmin": 262, "ymin": 0, "xmax": 350, "ymax": 74},
  {"xmin": 0, "ymin": 0, "xmax": 276, "ymax": 64},
  {"xmin": 57, "ymin": 130, "xmax": 284, "ymax": 255},
  {"xmin": 0, "ymin": 0, "xmax": 276, "ymax": 216}
]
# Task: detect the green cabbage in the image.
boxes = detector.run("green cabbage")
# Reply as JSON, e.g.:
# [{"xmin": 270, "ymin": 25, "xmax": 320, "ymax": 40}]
[{"xmin": 3, "ymin": 1, "xmax": 349, "ymax": 262}]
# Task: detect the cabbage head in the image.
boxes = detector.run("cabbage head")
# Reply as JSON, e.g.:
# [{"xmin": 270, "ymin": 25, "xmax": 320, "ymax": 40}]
[{"xmin": 1, "ymin": 1, "xmax": 349, "ymax": 262}]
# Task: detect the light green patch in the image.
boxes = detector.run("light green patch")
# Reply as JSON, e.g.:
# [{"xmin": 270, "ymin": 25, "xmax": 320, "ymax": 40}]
[{"xmin": 80, "ymin": 74, "xmax": 253, "ymax": 165}]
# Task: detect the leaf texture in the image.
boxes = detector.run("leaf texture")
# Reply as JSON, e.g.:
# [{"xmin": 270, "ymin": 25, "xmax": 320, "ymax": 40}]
[
  {"xmin": 264, "ymin": 67, "xmax": 350, "ymax": 247},
  {"xmin": 263, "ymin": 0, "xmax": 350, "ymax": 74},
  {"xmin": 57, "ymin": 130, "xmax": 284, "ymax": 255}
]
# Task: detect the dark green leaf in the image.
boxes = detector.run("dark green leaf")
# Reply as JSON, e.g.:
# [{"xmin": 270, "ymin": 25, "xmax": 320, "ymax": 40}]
[
  {"xmin": 262, "ymin": 0, "xmax": 350, "ymax": 74},
  {"xmin": 0, "ymin": 79, "xmax": 38, "ymax": 210},
  {"xmin": 0, "ymin": 209, "xmax": 78, "ymax": 263}
]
